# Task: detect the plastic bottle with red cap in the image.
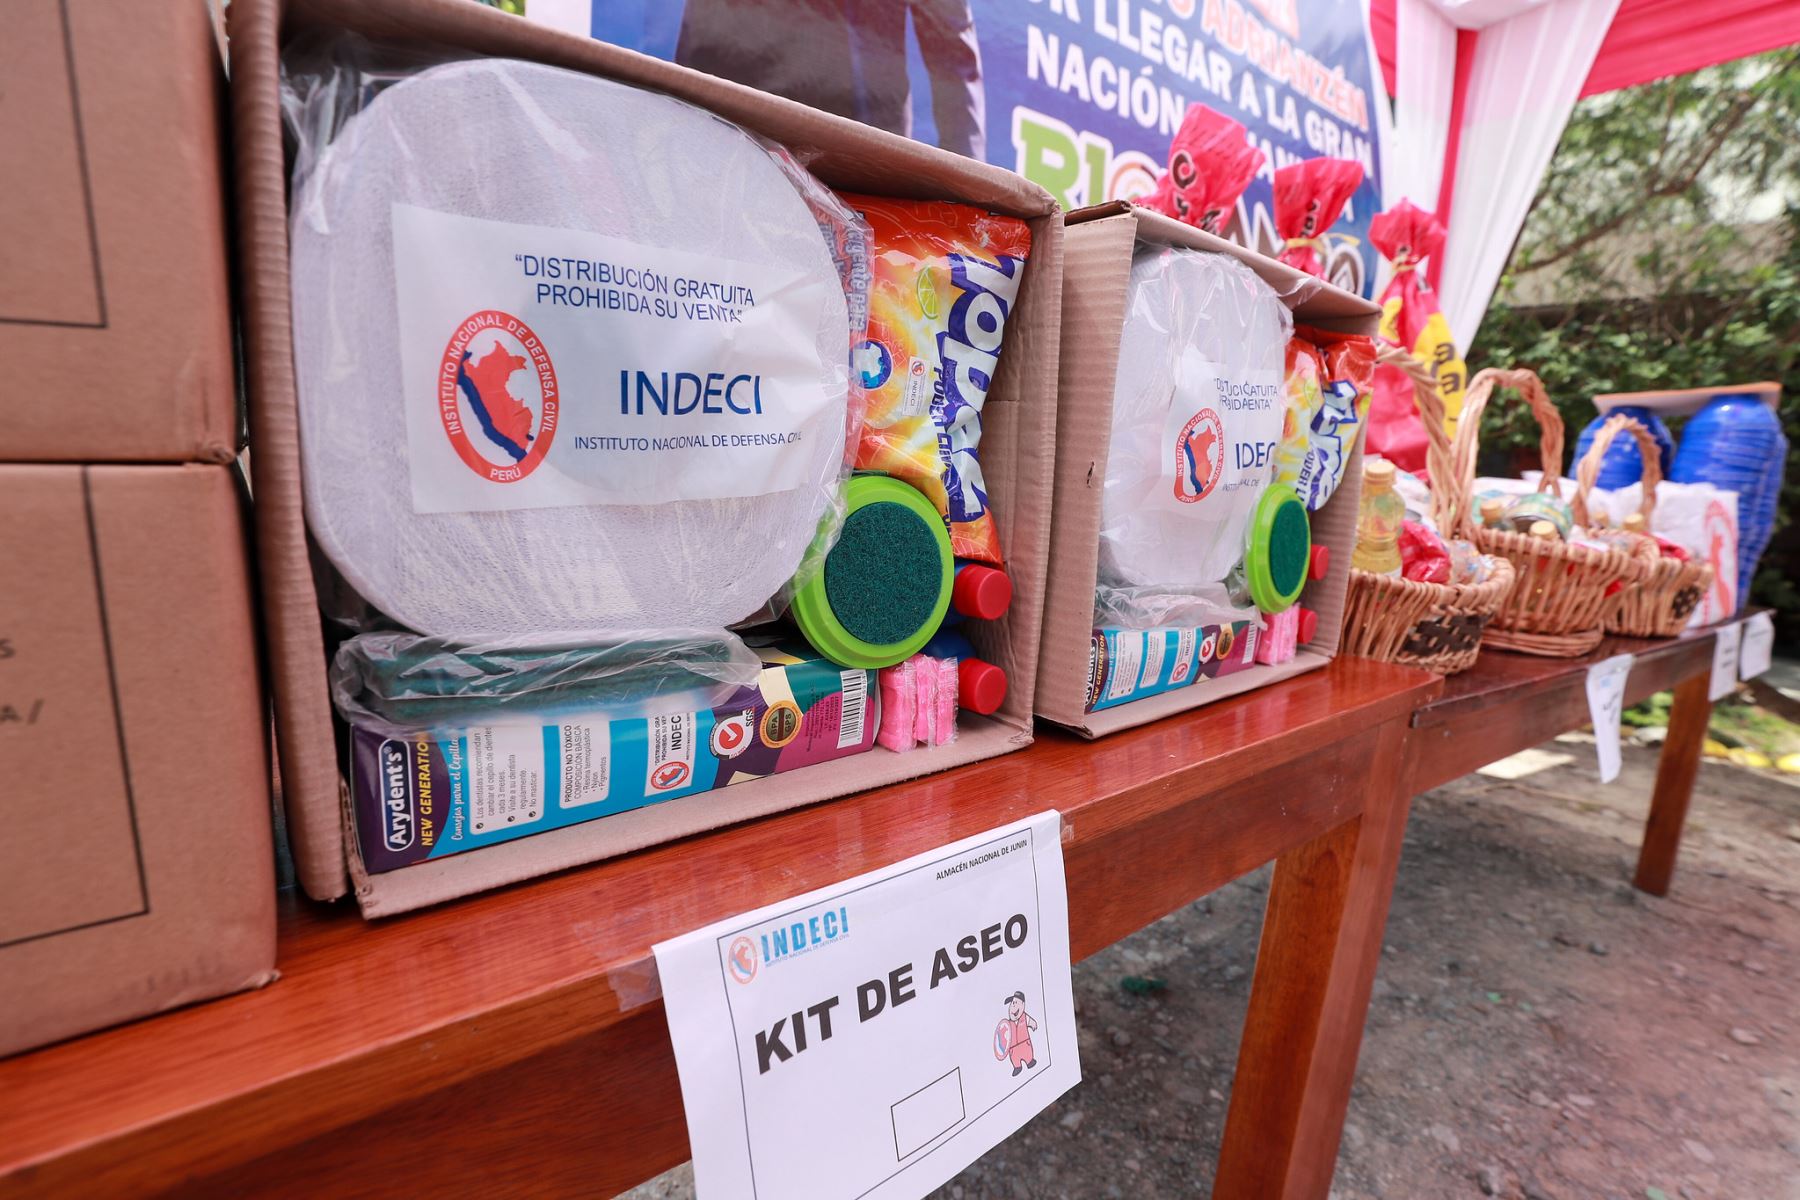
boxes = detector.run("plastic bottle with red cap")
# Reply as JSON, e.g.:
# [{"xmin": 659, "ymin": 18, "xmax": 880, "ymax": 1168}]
[
  {"xmin": 922, "ymin": 628, "xmax": 1009, "ymax": 715},
  {"xmin": 1254, "ymin": 542, "xmax": 1326, "ymax": 666}
]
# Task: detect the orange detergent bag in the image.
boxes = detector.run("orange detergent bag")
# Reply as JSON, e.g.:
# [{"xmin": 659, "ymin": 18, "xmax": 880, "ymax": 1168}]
[{"xmin": 839, "ymin": 194, "xmax": 1032, "ymax": 564}]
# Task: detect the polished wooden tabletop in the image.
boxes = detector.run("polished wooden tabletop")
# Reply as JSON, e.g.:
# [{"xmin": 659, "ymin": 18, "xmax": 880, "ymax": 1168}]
[
  {"xmin": 1, "ymin": 657, "xmax": 1438, "ymax": 1197},
  {"xmin": 1417, "ymin": 623, "xmax": 1721, "ymax": 723}
]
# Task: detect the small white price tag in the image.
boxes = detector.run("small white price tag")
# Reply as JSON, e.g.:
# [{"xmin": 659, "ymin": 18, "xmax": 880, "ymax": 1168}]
[
  {"xmin": 1710, "ymin": 621, "xmax": 1743, "ymax": 701},
  {"xmin": 1586, "ymin": 654, "xmax": 1635, "ymax": 784},
  {"xmin": 1738, "ymin": 612, "xmax": 1775, "ymax": 681},
  {"xmin": 655, "ymin": 812, "xmax": 1081, "ymax": 1200}
]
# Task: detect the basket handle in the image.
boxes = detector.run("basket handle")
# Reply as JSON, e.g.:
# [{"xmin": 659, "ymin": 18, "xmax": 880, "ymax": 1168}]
[
  {"xmin": 1572, "ymin": 413, "xmax": 1663, "ymax": 528},
  {"xmin": 1446, "ymin": 367, "xmax": 1565, "ymax": 539},
  {"xmin": 1374, "ymin": 345, "xmax": 1457, "ymax": 531}
]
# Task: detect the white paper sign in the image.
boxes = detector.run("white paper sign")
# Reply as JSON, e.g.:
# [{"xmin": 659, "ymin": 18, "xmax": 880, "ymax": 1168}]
[
  {"xmin": 1739, "ymin": 611, "xmax": 1775, "ymax": 681},
  {"xmin": 1710, "ymin": 621, "xmax": 1743, "ymax": 701},
  {"xmin": 1585, "ymin": 654, "xmax": 1635, "ymax": 784},
  {"xmin": 655, "ymin": 812, "xmax": 1080, "ymax": 1200},
  {"xmin": 391, "ymin": 203, "xmax": 835, "ymax": 514}
]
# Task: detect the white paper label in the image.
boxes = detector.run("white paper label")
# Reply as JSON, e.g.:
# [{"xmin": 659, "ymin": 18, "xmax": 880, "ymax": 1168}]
[
  {"xmin": 1138, "ymin": 629, "xmax": 1166, "ymax": 690},
  {"xmin": 1710, "ymin": 621, "xmax": 1743, "ymax": 701},
  {"xmin": 556, "ymin": 720, "xmax": 613, "ymax": 809},
  {"xmin": 1107, "ymin": 633, "xmax": 1143, "ymax": 701},
  {"xmin": 654, "ymin": 812, "xmax": 1080, "ymax": 1200},
  {"xmin": 1156, "ymin": 355, "xmax": 1283, "ymax": 518},
  {"xmin": 1738, "ymin": 611, "xmax": 1774, "ymax": 681},
  {"xmin": 1585, "ymin": 654, "xmax": 1634, "ymax": 784},
  {"xmin": 1170, "ymin": 627, "xmax": 1197, "ymax": 685},
  {"xmin": 391, "ymin": 203, "xmax": 835, "ymax": 514},
  {"xmin": 645, "ymin": 712, "xmax": 700, "ymax": 796},
  {"xmin": 466, "ymin": 724, "xmax": 546, "ymax": 833}
]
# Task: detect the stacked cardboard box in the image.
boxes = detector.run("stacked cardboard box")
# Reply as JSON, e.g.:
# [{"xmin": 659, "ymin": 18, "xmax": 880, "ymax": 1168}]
[{"xmin": 0, "ymin": 0, "xmax": 275, "ymax": 1057}]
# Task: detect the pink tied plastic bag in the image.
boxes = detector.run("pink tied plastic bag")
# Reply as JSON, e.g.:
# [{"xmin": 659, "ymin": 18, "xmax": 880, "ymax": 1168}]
[
  {"xmin": 1141, "ymin": 105, "xmax": 1264, "ymax": 234},
  {"xmin": 1274, "ymin": 158, "xmax": 1364, "ymax": 277}
]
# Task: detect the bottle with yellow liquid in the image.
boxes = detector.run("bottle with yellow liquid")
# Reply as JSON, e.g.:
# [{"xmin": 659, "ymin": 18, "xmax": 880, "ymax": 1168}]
[{"xmin": 1351, "ymin": 459, "xmax": 1405, "ymax": 577}]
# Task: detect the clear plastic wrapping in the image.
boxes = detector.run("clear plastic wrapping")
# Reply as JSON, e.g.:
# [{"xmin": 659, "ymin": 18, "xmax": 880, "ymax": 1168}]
[
  {"xmin": 331, "ymin": 629, "xmax": 763, "ymax": 737},
  {"xmin": 281, "ymin": 38, "xmax": 868, "ymax": 641},
  {"xmin": 1097, "ymin": 244, "xmax": 1295, "ymax": 626}
]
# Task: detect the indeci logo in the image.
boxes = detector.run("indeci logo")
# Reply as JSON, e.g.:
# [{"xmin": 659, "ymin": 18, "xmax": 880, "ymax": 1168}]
[{"xmin": 727, "ymin": 935, "xmax": 759, "ymax": 985}]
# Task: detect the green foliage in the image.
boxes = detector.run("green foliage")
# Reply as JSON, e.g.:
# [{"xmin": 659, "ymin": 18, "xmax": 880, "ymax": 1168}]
[
  {"xmin": 1468, "ymin": 51, "xmax": 1800, "ymax": 634},
  {"xmin": 1621, "ymin": 693, "xmax": 1672, "ymax": 729},
  {"xmin": 1620, "ymin": 691, "xmax": 1799, "ymax": 756}
]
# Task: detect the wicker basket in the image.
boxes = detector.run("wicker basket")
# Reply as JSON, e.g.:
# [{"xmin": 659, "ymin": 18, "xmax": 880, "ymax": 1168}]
[
  {"xmin": 1445, "ymin": 368, "xmax": 1654, "ymax": 657},
  {"xmin": 1341, "ymin": 348, "xmax": 1516, "ymax": 674},
  {"xmin": 1571, "ymin": 415, "xmax": 1716, "ymax": 638}
]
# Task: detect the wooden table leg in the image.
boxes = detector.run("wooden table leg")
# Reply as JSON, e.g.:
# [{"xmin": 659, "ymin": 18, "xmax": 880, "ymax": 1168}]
[
  {"xmin": 1633, "ymin": 669, "xmax": 1712, "ymax": 897},
  {"xmin": 1213, "ymin": 720, "xmax": 1413, "ymax": 1200}
]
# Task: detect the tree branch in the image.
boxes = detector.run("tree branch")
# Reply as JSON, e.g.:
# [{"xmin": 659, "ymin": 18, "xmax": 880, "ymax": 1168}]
[{"xmin": 1515, "ymin": 52, "xmax": 1800, "ymax": 277}]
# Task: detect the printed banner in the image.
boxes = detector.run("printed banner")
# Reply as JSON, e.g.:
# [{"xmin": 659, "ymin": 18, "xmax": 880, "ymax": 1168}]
[{"xmin": 582, "ymin": 0, "xmax": 1385, "ymax": 297}]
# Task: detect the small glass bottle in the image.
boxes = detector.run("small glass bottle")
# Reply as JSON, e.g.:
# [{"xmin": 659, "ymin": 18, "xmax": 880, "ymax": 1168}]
[
  {"xmin": 1478, "ymin": 498, "xmax": 1506, "ymax": 529},
  {"xmin": 1352, "ymin": 460, "xmax": 1404, "ymax": 577}
]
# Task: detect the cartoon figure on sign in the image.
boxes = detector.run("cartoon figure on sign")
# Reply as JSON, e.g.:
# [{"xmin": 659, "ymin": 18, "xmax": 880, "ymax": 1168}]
[{"xmin": 994, "ymin": 991, "xmax": 1038, "ymax": 1077}]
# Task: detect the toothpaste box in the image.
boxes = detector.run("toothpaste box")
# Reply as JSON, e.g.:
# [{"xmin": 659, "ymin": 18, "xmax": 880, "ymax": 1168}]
[
  {"xmin": 351, "ymin": 649, "xmax": 878, "ymax": 873},
  {"xmin": 1085, "ymin": 620, "xmax": 1260, "ymax": 713}
]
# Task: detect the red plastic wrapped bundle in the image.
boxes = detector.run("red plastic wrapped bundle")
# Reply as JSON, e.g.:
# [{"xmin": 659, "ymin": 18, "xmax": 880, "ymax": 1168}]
[
  {"xmin": 1140, "ymin": 105, "xmax": 1264, "ymax": 234},
  {"xmin": 1274, "ymin": 158, "xmax": 1364, "ymax": 277},
  {"xmin": 1366, "ymin": 200, "xmax": 1467, "ymax": 475},
  {"xmin": 1399, "ymin": 519, "xmax": 1451, "ymax": 584}
]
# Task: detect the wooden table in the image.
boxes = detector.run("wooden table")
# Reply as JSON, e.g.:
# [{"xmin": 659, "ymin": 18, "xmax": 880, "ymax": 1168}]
[
  {"xmin": 1403, "ymin": 624, "xmax": 1721, "ymax": 895},
  {"xmin": 1, "ymin": 658, "xmax": 1438, "ymax": 1200}
]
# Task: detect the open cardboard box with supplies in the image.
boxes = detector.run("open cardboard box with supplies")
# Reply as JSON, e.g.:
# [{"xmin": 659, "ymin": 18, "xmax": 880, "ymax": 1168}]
[
  {"xmin": 229, "ymin": 0, "xmax": 1063, "ymax": 916},
  {"xmin": 1036, "ymin": 203, "xmax": 1382, "ymax": 737}
]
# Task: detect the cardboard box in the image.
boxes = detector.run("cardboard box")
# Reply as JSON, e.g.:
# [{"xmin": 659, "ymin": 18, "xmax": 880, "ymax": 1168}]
[
  {"xmin": 227, "ymin": 0, "xmax": 1062, "ymax": 914},
  {"xmin": 1037, "ymin": 203, "xmax": 1381, "ymax": 737},
  {"xmin": 0, "ymin": 0, "xmax": 239, "ymax": 463},
  {"xmin": 0, "ymin": 465, "xmax": 275, "ymax": 1057}
]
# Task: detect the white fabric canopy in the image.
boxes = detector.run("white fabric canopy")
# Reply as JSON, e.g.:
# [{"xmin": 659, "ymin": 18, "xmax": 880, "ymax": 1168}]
[
  {"xmin": 1386, "ymin": 0, "xmax": 1458, "ymax": 214},
  {"xmin": 1434, "ymin": 0, "xmax": 1622, "ymax": 346}
]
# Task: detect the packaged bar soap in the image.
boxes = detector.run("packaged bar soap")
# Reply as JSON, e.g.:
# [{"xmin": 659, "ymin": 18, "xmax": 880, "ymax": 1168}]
[
  {"xmin": 1086, "ymin": 621, "xmax": 1260, "ymax": 713},
  {"xmin": 349, "ymin": 649, "xmax": 877, "ymax": 872}
]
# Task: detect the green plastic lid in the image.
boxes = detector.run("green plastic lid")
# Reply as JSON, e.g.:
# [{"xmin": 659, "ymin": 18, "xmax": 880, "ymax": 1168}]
[
  {"xmin": 1246, "ymin": 485, "xmax": 1311, "ymax": 614},
  {"xmin": 791, "ymin": 475, "xmax": 954, "ymax": 669}
]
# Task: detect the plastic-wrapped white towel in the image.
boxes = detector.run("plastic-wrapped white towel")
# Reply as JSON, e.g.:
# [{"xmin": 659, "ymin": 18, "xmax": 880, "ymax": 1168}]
[
  {"xmin": 1099, "ymin": 246, "xmax": 1292, "ymax": 589},
  {"xmin": 289, "ymin": 58, "xmax": 852, "ymax": 638}
]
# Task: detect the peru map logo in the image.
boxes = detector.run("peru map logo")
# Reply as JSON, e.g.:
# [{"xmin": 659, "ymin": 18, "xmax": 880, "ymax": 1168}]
[
  {"xmin": 437, "ymin": 310, "xmax": 559, "ymax": 482},
  {"xmin": 1174, "ymin": 407, "xmax": 1224, "ymax": 503}
]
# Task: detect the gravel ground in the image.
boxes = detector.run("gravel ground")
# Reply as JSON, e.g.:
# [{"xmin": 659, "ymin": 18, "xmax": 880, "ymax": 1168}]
[{"xmin": 623, "ymin": 734, "xmax": 1800, "ymax": 1199}]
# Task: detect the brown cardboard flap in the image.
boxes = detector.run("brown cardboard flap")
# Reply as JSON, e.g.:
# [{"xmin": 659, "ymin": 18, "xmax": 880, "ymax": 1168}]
[
  {"xmin": 1062, "ymin": 652, "xmax": 1330, "ymax": 739},
  {"xmin": 232, "ymin": 0, "xmax": 1061, "ymax": 907},
  {"xmin": 1068, "ymin": 203, "xmax": 1379, "ymax": 324},
  {"xmin": 230, "ymin": 0, "xmax": 347, "ymax": 899},
  {"xmin": 1036, "ymin": 216, "xmax": 1137, "ymax": 728},
  {"xmin": 0, "ymin": 465, "xmax": 275, "ymax": 1056},
  {"xmin": 1037, "ymin": 207, "xmax": 1375, "ymax": 737}
]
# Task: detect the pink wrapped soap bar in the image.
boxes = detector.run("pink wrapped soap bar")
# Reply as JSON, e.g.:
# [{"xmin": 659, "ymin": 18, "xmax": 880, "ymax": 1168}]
[
  {"xmin": 877, "ymin": 659, "xmax": 917, "ymax": 752},
  {"xmin": 1255, "ymin": 608, "xmax": 1300, "ymax": 666}
]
